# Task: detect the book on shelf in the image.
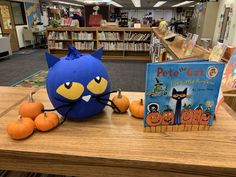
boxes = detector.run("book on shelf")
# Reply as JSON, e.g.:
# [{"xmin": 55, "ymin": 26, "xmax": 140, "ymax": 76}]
[
  {"xmin": 60, "ymin": 18, "xmax": 72, "ymax": 26},
  {"xmin": 144, "ymin": 60, "xmax": 225, "ymax": 132},
  {"xmin": 74, "ymin": 42, "xmax": 94, "ymax": 50},
  {"xmin": 48, "ymin": 41, "xmax": 63, "ymax": 49},
  {"xmin": 125, "ymin": 32, "xmax": 151, "ymax": 41},
  {"xmin": 60, "ymin": 18, "xmax": 79, "ymax": 27},
  {"xmin": 185, "ymin": 34, "xmax": 199, "ymax": 56},
  {"xmin": 222, "ymin": 49, "xmax": 236, "ymax": 89},
  {"xmin": 48, "ymin": 31, "xmax": 69, "ymax": 40},
  {"xmin": 99, "ymin": 42, "xmax": 123, "ymax": 51},
  {"xmin": 72, "ymin": 32, "xmax": 93, "ymax": 40},
  {"xmin": 209, "ymin": 42, "xmax": 227, "ymax": 62},
  {"xmin": 125, "ymin": 42, "xmax": 150, "ymax": 51},
  {"xmin": 98, "ymin": 32, "xmax": 120, "ymax": 41}
]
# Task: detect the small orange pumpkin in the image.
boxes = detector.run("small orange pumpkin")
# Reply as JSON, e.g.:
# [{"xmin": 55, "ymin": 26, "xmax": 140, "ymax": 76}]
[
  {"xmin": 19, "ymin": 92, "xmax": 44, "ymax": 120},
  {"xmin": 7, "ymin": 115, "xmax": 35, "ymax": 140},
  {"xmin": 35, "ymin": 112, "xmax": 59, "ymax": 132},
  {"xmin": 112, "ymin": 89, "xmax": 130, "ymax": 113},
  {"xmin": 129, "ymin": 99, "xmax": 144, "ymax": 119}
]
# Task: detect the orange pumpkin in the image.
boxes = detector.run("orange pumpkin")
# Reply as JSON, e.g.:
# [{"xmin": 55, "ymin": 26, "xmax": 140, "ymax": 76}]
[
  {"xmin": 19, "ymin": 92, "xmax": 44, "ymax": 120},
  {"xmin": 129, "ymin": 99, "xmax": 144, "ymax": 119},
  {"xmin": 7, "ymin": 115, "xmax": 35, "ymax": 140},
  {"xmin": 146, "ymin": 112, "xmax": 162, "ymax": 126},
  {"xmin": 35, "ymin": 112, "xmax": 59, "ymax": 132},
  {"xmin": 112, "ymin": 89, "xmax": 130, "ymax": 113},
  {"xmin": 162, "ymin": 108, "xmax": 174, "ymax": 125},
  {"xmin": 199, "ymin": 111, "xmax": 211, "ymax": 125}
]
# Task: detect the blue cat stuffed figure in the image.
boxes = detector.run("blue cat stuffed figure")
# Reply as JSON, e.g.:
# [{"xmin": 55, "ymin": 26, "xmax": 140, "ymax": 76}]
[{"xmin": 45, "ymin": 47, "xmax": 111, "ymax": 120}]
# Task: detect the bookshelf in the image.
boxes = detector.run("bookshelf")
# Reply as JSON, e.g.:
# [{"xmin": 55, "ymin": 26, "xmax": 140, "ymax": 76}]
[{"xmin": 47, "ymin": 27, "xmax": 152, "ymax": 60}]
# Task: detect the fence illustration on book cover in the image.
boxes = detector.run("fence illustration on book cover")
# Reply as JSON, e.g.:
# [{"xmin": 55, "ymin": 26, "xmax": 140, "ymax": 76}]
[{"xmin": 144, "ymin": 61, "xmax": 224, "ymax": 132}]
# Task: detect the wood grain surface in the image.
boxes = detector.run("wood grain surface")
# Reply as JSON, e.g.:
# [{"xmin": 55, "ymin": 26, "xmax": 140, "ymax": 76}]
[
  {"xmin": 0, "ymin": 87, "xmax": 35, "ymax": 117},
  {"xmin": 0, "ymin": 88, "xmax": 236, "ymax": 177}
]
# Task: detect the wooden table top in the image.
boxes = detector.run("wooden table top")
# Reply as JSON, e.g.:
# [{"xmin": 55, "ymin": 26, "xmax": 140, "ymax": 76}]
[
  {"xmin": 0, "ymin": 86, "xmax": 35, "ymax": 117},
  {"xmin": 0, "ymin": 87, "xmax": 236, "ymax": 177}
]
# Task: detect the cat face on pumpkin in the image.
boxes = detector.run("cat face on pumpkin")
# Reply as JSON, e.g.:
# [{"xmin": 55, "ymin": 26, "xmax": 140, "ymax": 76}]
[{"xmin": 45, "ymin": 47, "xmax": 111, "ymax": 120}]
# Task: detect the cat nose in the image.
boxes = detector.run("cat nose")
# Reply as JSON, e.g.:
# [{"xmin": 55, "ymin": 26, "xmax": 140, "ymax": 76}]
[{"xmin": 82, "ymin": 95, "xmax": 91, "ymax": 102}]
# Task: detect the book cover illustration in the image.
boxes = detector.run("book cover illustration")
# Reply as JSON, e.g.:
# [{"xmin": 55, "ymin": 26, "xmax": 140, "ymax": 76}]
[
  {"xmin": 209, "ymin": 42, "xmax": 227, "ymax": 62},
  {"xmin": 144, "ymin": 62, "xmax": 224, "ymax": 132},
  {"xmin": 222, "ymin": 49, "xmax": 236, "ymax": 89}
]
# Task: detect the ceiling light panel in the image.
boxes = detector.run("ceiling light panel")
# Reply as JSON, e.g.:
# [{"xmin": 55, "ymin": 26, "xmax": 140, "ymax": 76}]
[
  {"xmin": 131, "ymin": 0, "xmax": 141, "ymax": 7},
  {"xmin": 110, "ymin": 1, "xmax": 123, "ymax": 7},
  {"xmin": 153, "ymin": 1, "xmax": 167, "ymax": 7},
  {"xmin": 172, "ymin": 1, "xmax": 194, "ymax": 7},
  {"xmin": 53, "ymin": 1, "xmax": 83, "ymax": 6}
]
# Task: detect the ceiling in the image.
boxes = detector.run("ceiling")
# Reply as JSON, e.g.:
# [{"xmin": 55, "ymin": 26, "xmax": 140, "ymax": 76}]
[
  {"xmin": 47, "ymin": 0, "xmax": 201, "ymax": 9},
  {"xmin": 113, "ymin": 0, "xmax": 199, "ymax": 8}
]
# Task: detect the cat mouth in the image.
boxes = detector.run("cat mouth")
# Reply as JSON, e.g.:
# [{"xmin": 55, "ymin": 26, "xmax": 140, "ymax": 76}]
[{"xmin": 82, "ymin": 95, "xmax": 91, "ymax": 102}]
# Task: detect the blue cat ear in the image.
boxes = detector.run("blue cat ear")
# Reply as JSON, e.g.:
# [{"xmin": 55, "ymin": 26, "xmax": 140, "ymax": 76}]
[
  {"xmin": 45, "ymin": 52, "xmax": 60, "ymax": 68},
  {"xmin": 92, "ymin": 48, "xmax": 103, "ymax": 60},
  {"xmin": 67, "ymin": 46, "xmax": 81, "ymax": 59}
]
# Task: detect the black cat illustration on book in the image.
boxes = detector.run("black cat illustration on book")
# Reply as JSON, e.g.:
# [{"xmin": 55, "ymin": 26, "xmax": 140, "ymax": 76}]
[{"xmin": 172, "ymin": 88, "xmax": 187, "ymax": 125}]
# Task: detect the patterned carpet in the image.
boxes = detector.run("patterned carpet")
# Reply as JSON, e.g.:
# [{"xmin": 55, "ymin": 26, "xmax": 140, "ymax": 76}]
[{"xmin": 13, "ymin": 70, "xmax": 47, "ymax": 88}]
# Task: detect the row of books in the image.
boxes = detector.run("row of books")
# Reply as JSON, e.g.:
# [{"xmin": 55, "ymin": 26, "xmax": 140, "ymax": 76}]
[
  {"xmin": 71, "ymin": 32, "xmax": 94, "ymax": 40},
  {"xmin": 48, "ymin": 41, "xmax": 63, "ymax": 49},
  {"xmin": 124, "ymin": 42, "xmax": 150, "ymax": 51},
  {"xmin": 98, "ymin": 32, "xmax": 120, "ymax": 41},
  {"xmin": 48, "ymin": 31, "xmax": 69, "ymax": 40},
  {"xmin": 124, "ymin": 32, "xmax": 151, "ymax": 41},
  {"xmin": 99, "ymin": 42, "xmax": 123, "ymax": 51},
  {"xmin": 74, "ymin": 42, "xmax": 94, "ymax": 50}
]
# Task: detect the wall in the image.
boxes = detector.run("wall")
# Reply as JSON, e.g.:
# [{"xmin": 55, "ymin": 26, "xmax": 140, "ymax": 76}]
[
  {"xmin": 14, "ymin": 0, "xmax": 42, "ymax": 48},
  {"xmin": 201, "ymin": 2, "xmax": 219, "ymax": 40},
  {"xmin": 16, "ymin": 25, "xmax": 28, "ymax": 48},
  {"xmin": 121, "ymin": 9, "xmax": 174, "ymax": 22},
  {"xmin": 213, "ymin": 0, "xmax": 236, "ymax": 46}
]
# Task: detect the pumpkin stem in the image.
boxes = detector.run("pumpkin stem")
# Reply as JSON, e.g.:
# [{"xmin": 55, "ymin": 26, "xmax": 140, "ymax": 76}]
[
  {"xmin": 29, "ymin": 92, "xmax": 36, "ymax": 103},
  {"xmin": 140, "ymin": 99, "xmax": 143, "ymax": 105},
  {"xmin": 118, "ymin": 89, "xmax": 122, "ymax": 98},
  {"xmin": 44, "ymin": 112, "xmax": 47, "ymax": 118},
  {"xmin": 17, "ymin": 115, "xmax": 22, "ymax": 121}
]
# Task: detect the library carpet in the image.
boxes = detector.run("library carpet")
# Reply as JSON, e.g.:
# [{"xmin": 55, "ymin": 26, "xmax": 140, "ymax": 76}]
[{"xmin": 0, "ymin": 49, "xmax": 147, "ymax": 92}]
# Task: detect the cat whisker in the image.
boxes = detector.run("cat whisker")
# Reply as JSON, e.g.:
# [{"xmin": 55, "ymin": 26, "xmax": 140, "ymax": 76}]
[
  {"xmin": 42, "ymin": 102, "xmax": 72, "ymax": 112},
  {"xmin": 95, "ymin": 97, "xmax": 121, "ymax": 113}
]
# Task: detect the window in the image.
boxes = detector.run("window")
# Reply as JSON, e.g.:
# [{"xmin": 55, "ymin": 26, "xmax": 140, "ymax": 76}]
[{"xmin": 11, "ymin": 1, "xmax": 27, "ymax": 25}]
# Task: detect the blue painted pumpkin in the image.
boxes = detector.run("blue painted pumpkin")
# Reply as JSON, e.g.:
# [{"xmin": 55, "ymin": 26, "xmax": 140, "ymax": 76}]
[{"xmin": 45, "ymin": 47, "xmax": 110, "ymax": 120}]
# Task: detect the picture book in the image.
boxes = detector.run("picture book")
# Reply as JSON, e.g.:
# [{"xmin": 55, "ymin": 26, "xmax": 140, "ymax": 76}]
[
  {"xmin": 183, "ymin": 33, "xmax": 192, "ymax": 49},
  {"xmin": 222, "ymin": 49, "xmax": 236, "ymax": 89},
  {"xmin": 209, "ymin": 42, "xmax": 227, "ymax": 62},
  {"xmin": 144, "ymin": 61, "xmax": 225, "ymax": 132},
  {"xmin": 185, "ymin": 34, "xmax": 199, "ymax": 56}
]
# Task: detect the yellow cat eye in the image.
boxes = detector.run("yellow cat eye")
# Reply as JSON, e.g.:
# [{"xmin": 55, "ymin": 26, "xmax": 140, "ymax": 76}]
[
  {"xmin": 56, "ymin": 82, "xmax": 84, "ymax": 100},
  {"xmin": 87, "ymin": 76, "xmax": 108, "ymax": 94},
  {"xmin": 172, "ymin": 94, "xmax": 178, "ymax": 98}
]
